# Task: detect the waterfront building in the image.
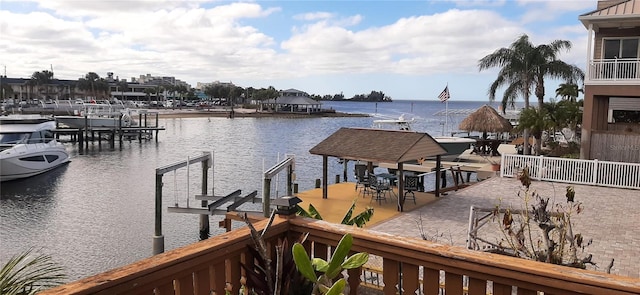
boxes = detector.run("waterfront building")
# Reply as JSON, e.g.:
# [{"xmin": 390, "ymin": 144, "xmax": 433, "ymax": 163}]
[
  {"xmin": 0, "ymin": 72, "xmax": 193, "ymax": 104},
  {"xmin": 579, "ymin": 0, "xmax": 640, "ymax": 163},
  {"xmin": 195, "ymin": 80, "xmax": 235, "ymax": 91}
]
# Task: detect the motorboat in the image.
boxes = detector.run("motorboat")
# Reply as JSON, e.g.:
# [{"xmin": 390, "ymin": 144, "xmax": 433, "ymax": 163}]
[
  {"xmin": 372, "ymin": 114, "xmax": 415, "ymax": 131},
  {"xmin": 372, "ymin": 114, "xmax": 475, "ymax": 160},
  {"xmin": 0, "ymin": 116, "xmax": 70, "ymax": 181},
  {"xmin": 55, "ymin": 103, "xmax": 137, "ymax": 129}
]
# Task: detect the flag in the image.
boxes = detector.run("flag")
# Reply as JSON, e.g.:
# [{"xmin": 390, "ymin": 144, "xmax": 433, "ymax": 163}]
[{"xmin": 438, "ymin": 86, "xmax": 450, "ymax": 102}]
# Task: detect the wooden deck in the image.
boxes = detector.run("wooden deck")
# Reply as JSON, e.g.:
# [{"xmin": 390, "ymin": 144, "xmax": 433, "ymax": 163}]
[{"xmin": 295, "ymin": 182, "xmax": 438, "ymax": 227}]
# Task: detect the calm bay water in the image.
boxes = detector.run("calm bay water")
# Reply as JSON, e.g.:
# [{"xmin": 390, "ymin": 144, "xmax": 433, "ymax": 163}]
[{"xmin": 0, "ymin": 100, "xmax": 495, "ymax": 281}]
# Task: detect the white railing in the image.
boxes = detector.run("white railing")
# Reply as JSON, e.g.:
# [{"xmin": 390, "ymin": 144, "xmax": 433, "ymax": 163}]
[
  {"xmin": 588, "ymin": 58, "xmax": 640, "ymax": 81},
  {"xmin": 501, "ymin": 154, "xmax": 640, "ymax": 190}
]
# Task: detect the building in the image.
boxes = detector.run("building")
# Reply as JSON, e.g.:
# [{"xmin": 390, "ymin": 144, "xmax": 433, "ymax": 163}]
[
  {"xmin": 133, "ymin": 74, "xmax": 190, "ymax": 89},
  {"xmin": 260, "ymin": 88, "xmax": 323, "ymax": 113},
  {"xmin": 579, "ymin": 0, "xmax": 640, "ymax": 163},
  {"xmin": 0, "ymin": 72, "xmax": 192, "ymax": 103},
  {"xmin": 195, "ymin": 81, "xmax": 235, "ymax": 91}
]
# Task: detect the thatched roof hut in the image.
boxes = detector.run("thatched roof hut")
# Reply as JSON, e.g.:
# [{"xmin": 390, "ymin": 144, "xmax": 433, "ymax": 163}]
[{"xmin": 459, "ymin": 105, "xmax": 513, "ymax": 133}]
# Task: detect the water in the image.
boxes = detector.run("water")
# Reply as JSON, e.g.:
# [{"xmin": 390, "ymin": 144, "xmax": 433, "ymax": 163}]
[{"xmin": 0, "ymin": 99, "xmax": 496, "ymax": 281}]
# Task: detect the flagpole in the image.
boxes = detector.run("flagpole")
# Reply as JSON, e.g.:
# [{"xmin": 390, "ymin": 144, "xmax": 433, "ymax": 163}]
[
  {"xmin": 445, "ymin": 99, "xmax": 449, "ymax": 136},
  {"xmin": 445, "ymin": 83, "xmax": 449, "ymax": 136}
]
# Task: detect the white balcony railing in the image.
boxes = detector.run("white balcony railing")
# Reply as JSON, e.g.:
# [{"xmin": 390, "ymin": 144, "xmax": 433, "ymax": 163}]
[{"xmin": 588, "ymin": 58, "xmax": 640, "ymax": 82}]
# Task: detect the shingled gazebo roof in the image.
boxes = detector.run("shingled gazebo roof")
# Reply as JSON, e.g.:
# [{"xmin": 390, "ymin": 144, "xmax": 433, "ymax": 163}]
[{"xmin": 309, "ymin": 127, "xmax": 447, "ymax": 163}]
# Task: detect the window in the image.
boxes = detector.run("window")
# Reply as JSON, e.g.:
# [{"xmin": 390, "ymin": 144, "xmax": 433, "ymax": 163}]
[
  {"xmin": 20, "ymin": 155, "xmax": 46, "ymax": 162},
  {"xmin": 45, "ymin": 155, "xmax": 60, "ymax": 162},
  {"xmin": 604, "ymin": 38, "xmax": 639, "ymax": 59},
  {"xmin": 0, "ymin": 132, "xmax": 30, "ymax": 144},
  {"xmin": 612, "ymin": 110, "xmax": 640, "ymax": 123},
  {"xmin": 602, "ymin": 38, "xmax": 639, "ymax": 79}
]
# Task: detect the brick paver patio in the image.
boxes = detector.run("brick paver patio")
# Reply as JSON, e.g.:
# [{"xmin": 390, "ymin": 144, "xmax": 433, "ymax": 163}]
[{"xmin": 369, "ymin": 176, "xmax": 640, "ymax": 278}]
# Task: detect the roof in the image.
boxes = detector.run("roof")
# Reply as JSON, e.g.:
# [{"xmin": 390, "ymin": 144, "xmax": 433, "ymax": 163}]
[
  {"xmin": 458, "ymin": 105, "xmax": 513, "ymax": 133},
  {"xmin": 309, "ymin": 127, "xmax": 447, "ymax": 163},
  {"xmin": 579, "ymin": 0, "xmax": 640, "ymax": 29},
  {"xmin": 263, "ymin": 96, "xmax": 322, "ymax": 105}
]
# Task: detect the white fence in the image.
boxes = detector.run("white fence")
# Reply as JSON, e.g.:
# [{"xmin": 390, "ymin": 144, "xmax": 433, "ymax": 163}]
[
  {"xmin": 589, "ymin": 58, "xmax": 640, "ymax": 81},
  {"xmin": 500, "ymin": 154, "xmax": 640, "ymax": 190}
]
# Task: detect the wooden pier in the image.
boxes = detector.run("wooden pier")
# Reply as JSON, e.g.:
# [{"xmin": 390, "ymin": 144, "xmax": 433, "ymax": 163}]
[{"xmin": 52, "ymin": 111, "xmax": 165, "ymax": 151}]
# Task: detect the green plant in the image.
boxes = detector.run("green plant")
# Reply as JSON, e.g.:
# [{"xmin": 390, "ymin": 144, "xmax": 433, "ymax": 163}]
[
  {"xmin": 0, "ymin": 248, "xmax": 66, "ymax": 295},
  {"xmin": 292, "ymin": 233, "xmax": 369, "ymax": 295},
  {"xmin": 240, "ymin": 212, "xmax": 313, "ymax": 295},
  {"xmin": 296, "ymin": 200, "xmax": 374, "ymax": 228}
]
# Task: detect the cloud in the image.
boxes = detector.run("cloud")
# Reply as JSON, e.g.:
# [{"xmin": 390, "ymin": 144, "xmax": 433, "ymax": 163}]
[
  {"xmin": 282, "ymin": 9, "xmax": 523, "ymax": 76},
  {"xmin": 0, "ymin": 0, "xmax": 588, "ymax": 95},
  {"xmin": 293, "ymin": 11, "xmax": 334, "ymax": 21}
]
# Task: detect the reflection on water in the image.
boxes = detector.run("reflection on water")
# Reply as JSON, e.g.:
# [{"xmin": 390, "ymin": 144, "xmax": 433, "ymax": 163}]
[{"xmin": 0, "ymin": 100, "xmax": 489, "ymax": 281}]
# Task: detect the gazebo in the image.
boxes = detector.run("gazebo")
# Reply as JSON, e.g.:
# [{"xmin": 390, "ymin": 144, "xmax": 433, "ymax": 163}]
[
  {"xmin": 309, "ymin": 127, "xmax": 447, "ymax": 211},
  {"xmin": 260, "ymin": 96, "xmax": 323, "ymax": 113}
]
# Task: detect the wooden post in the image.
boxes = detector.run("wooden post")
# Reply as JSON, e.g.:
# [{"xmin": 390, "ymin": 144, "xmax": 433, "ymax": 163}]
[
  {"xmin": 78, "ymin": 128, "xmax": 84, "ymax": 153},
  {"xmin": 342, "ymin": 159, "xmax": 348, "ymax": 182},
  {"xmin": 435, "ymin": 156, "xmax": 441, "ymax": 197},
  {"xmin": 398, "ymin": 162, "xmax": 404, "ymax": 212},
  {"xmin": 322, "ymin": 156, "xmax": 328, "ymax": 199}
]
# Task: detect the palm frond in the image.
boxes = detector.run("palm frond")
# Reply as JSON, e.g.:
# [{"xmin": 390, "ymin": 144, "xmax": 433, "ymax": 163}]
[{"xmin": 0, "ymin": 248, "xmax": 66, "ymax": 295}]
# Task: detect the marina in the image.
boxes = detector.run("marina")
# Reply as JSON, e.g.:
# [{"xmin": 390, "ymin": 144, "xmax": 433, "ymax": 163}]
[{"xmin": 2, "ymin": 99, "xmax": 639, "ymax": 286}]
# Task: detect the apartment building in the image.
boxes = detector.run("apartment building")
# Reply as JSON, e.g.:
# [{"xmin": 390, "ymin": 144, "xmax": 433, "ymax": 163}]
[{"xmin": 579, "ymin": 0, "xmax": 640, "ymax": 163}]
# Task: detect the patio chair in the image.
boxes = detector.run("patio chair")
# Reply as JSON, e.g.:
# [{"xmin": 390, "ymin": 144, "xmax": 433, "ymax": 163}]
[
  {"xmin": 403, "ymin": 175, "xmax": 419, "ymax": 204},
  {"xmin": 369, "ymin": 177, "xmax": 388, "ymax": 204},
  {"xmin": 354, "ymin": 164, "xmax": 370, "ymax": 196}
]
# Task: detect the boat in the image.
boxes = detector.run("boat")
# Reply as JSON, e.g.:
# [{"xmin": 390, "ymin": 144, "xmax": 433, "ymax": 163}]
[
  {"xmin": 372, "ymin": 114, "xmax": 415, "ymax": 131},
  {"xmin": 55, "ymin": 103, "xmax": 137, "ymax": 129},
  {"xmin": 372, "ymin": 114, "xmax": 476, "ymax": 160},
  {"xmin": 0, "ymin": 116, "xmax": 70, "ymax": 181}
]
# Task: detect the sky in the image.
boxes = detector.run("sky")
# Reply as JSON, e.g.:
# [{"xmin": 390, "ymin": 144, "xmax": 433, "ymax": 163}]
[{"xmin": 0, "ymin": 0, "xmax": 597, "ymax": 101}]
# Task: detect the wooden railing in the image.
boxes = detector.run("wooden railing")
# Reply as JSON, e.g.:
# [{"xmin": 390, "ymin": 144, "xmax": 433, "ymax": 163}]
[
  {"xmin": 501, "ymin": 154, "xmax": 640, "ymax": 190},
  {"xmin": 588, "ymin": 58, "xmax": 640, "ymax": 82},
  {"xmin": 41, "ymin": 216, "xmax": 640, "ymax": 295}
]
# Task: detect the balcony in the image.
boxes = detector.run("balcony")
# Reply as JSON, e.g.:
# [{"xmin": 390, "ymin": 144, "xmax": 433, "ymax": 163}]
[
  {"xmin": 586, "ymin": 58, "xmax": 640, "ymax": 85},
  {"xmin": 40, "ymin": 216, "xmax": 639, "ymax": 295}
]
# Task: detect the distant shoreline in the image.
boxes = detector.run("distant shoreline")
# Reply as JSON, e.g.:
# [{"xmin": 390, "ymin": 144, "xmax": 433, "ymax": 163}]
[
  {"xmin": 155, "ymin": 109, "xmax": 369, "ymax": 119},
  {"xmin": 13, "ymin": 107, "xmax": 369, "ymax": 119}
]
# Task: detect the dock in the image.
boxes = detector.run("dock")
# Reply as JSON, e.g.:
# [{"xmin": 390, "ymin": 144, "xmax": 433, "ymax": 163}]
[{"xmin": 52, "ymin": 111, "xmax": 166, "ymax": 151}]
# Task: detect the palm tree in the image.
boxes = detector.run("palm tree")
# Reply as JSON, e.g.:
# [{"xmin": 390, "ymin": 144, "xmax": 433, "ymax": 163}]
[
  {"xmin": 0, "ymin": 78, "xmax": 14, "ymax": 100},
  {"xmin": 30, "ymin": 70, "xmax": 54, "ymax": 99},
  {"xmin": 516, "ymin": 107, "xmax": 551, "ymax": 155},
  {"xmin": 175, "ymin": 85, "xmax": 188, "ymax": 109},
  {"xmin": 116, "ymin": 80, "xmax": 129, "ymax": 101},
  {"xmin": 143, "ymin": 88, "xmax": 156, "ymax": 104},
  {"xmin": 77, "ymin": 72, "xmax": 101, "ymax": 100},
  {"xmin": 555, "ymin": 82, "xmax": 583, "ymax": 102},
  {"xmin": 478, "ymin": 34, "xmax": 584, "ymax": 154},
  {"xmin": 94, "ymin": 78, "xmax": 110, "ymax": 100},
  {"xmin": 0, "ymin": 248, "xmax": 66, "ymax": 295}
]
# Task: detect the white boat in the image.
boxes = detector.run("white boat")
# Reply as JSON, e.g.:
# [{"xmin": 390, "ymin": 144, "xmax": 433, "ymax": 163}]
[
  {"xmin": 55, "ymin": 103, "xmax": 137, "ymax": 129},
  {"xmin": 372, "ymin": 114, "xmax": 415, "ymax": 131},
  {"xmin": 0, "ymin": 117, "xmax": 70, "ymax": 181},
  {"xmin": 372, "ymin": 114, "xmax": 476, "ymax": 160}
]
